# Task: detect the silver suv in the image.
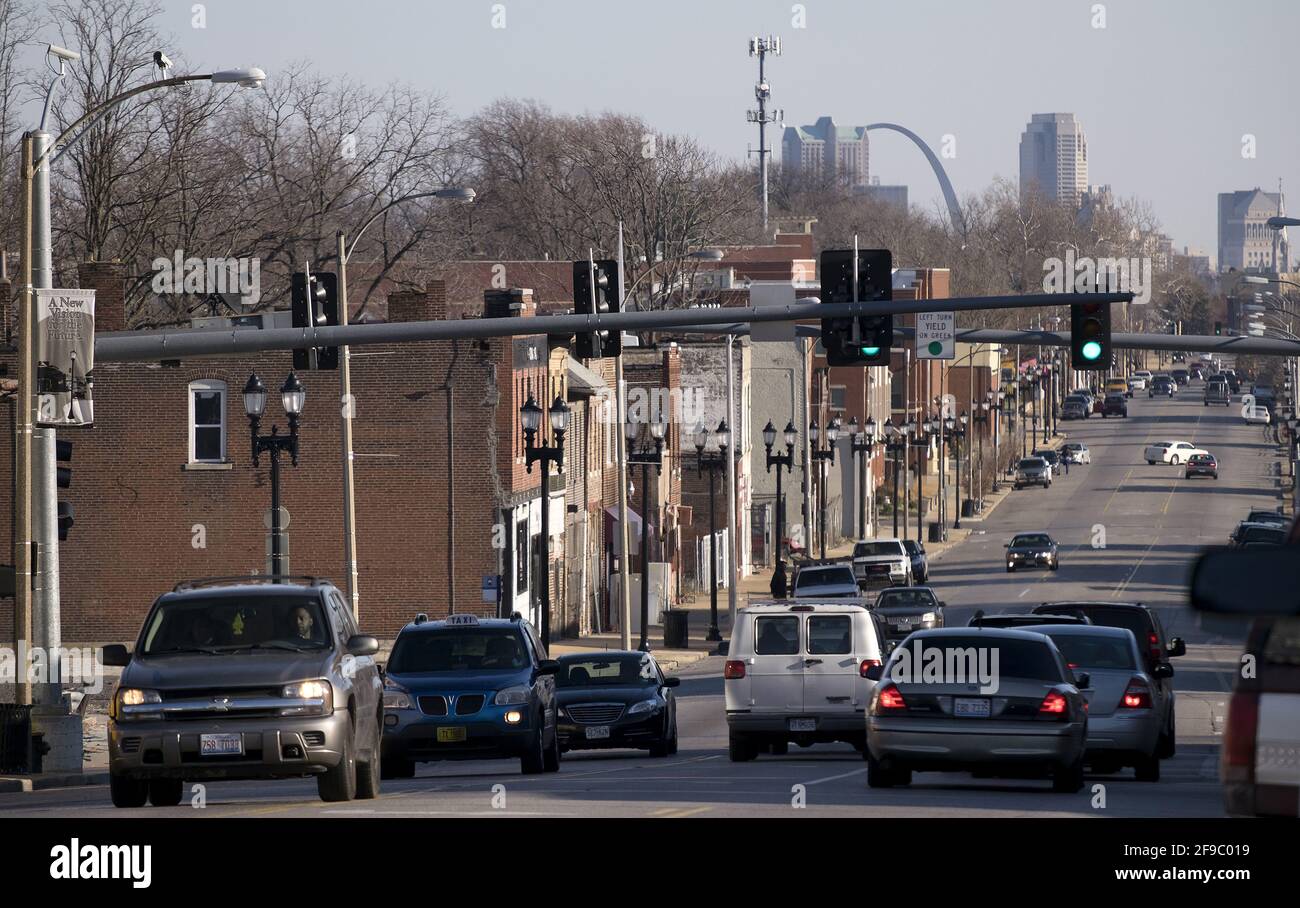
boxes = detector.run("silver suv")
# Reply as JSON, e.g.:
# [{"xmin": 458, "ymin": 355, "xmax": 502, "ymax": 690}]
[
  {"xmin": 103, "ymin": 576, "xmax": 384, "ymax": 807},
  {"xmin": 1014, "ymin": 456, "xmax": 1052, "ymax": 489}
]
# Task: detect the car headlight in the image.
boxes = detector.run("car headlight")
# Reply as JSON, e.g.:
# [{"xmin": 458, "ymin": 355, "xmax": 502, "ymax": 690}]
[
  {"xmin": 383, "ymin": 684, "xmax": 413, "ymax": 710},
  {"xmin": 115, "ymin": 688, "xmax": 162, "ymax": 720},
  {"xmin": 921, "ymin": 612, "xmax": 936, "ymax": 623},
  {"xmin": 494, "ymin": 685, "xmax": 531, "ymax": 706},
  {"xmin": 280, "ymin": 679, "xmax": 333, "ymax": 717},
  {"xmin": 628, "ymin": 698, "xmax": 662, "ymax": 716}
]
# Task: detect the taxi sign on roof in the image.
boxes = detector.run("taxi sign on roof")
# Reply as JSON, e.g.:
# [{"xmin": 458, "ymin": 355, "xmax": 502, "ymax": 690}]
[{"xmin": 445, "ymin": 614, "xmax": 480, "ymax": 626}]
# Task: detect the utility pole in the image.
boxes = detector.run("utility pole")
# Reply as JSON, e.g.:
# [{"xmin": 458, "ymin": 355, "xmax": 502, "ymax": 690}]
[
  {"xmin": 335, "ymin": 232, "xmax": 360, "ymax": 619},
  {"xmin": 746, "ymin": 36, "xmax": 782, "ymax": 236}
]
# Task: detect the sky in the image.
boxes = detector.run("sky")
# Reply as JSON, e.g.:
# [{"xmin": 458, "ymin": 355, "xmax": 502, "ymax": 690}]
[{"xmin": 44, "ymin": 0, "xmax": 1300, "ymax": 262}]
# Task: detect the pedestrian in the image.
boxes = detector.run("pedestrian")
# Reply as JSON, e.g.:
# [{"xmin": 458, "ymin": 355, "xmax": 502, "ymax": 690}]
[
  {"xmin": 1062, "ymin": 452, "xmax": 1070, "ymax": 475},
  {"xmin": 770, "ymin": 559, "xmax": 789, "ymax": 599}
]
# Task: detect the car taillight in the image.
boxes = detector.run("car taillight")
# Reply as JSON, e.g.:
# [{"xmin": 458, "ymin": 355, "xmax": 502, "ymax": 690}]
[
  {"xmin": 1223, "ymin": 689, "xmax": 1259, "ymax": 776},
  {"xmin": 859, "ymin": 658, "xmax": 881, "ymax": 678},
  {"xmin": 1120, "ymin": 678, "xmax": 1153, "ymax": 709},
  {"xmin": 1039, "ymin": 691, "xmax": 1068, "ymax": 715},
  {"xmin": 1148, "ymin": 633, "xmax": 1162, "ymax": 663},
  {"xmin": 724, "ymin": 660, "xmax": 746, "ymax": 680},
  {"xmin": 876, "ymin": 683, "xmax": 906, "ymax": 711}
]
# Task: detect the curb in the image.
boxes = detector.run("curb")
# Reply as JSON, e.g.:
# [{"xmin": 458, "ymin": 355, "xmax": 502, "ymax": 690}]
[{"xmin": 0, "ymin": 770, "xmax": 109, "ymax": 793}]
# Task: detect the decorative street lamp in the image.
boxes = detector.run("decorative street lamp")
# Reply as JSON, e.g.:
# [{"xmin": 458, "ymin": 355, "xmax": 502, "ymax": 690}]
[
  {"xmin": 243, "ymin": 372, "xmax": 305, "ymax": 580},
  {"xmin": 520, "ymin": 392, "xmax": 571, "ymax": 648},
  {"xmin": 809, "ymin": 417, "xmax": 841, "ymax": 558},
  {"xmin": 992, "ymin": 390, "xmax": 1005, "ymax": 493},
  {"xmin": 882, "ymin": 419, "xmax": 906, "ymax": 538},
  {"xmin": 696, "ymin": 421, "xmax": 730, "ymax": 643},
  {"xmin": 627, "ymin": 417, "xmax": 666, "ymax": 652},
  {"xmin": 907, "ymin": 417, "xmax": 937, "ymax": 543},
  {"xmin": 762, "ymin": 420, "xmax": 798, "ymax": 561},
  {"xmin": 973, "ymin": 398, "xmax": 992, "ymax": 507},
  {"xmin": 847, "ymin": 416, "xmax": 877, "ymax": 539},
  {"xmin": 946, "ymin": 411, "xmax": 968, "ymax": 529}
]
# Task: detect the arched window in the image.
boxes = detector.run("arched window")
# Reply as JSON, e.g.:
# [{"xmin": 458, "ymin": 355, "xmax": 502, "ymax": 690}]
[{"xmin": 188, "ymin": 379, "xmax": 227, "ymax": 463}]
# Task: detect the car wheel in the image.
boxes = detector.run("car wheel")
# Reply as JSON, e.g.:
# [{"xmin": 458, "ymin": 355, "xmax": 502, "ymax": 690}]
[
  {"xmin": 769, "ymin": 740, "xmax": 789, "ymax": 756},
  {"xmin": 1157, "ymin": 707, "xmax": 1176, "ymax": 758},
  {"xmin": 356, "ymin": 730, "xmax": 382, "ymax": 798},
  {"xmin": 728, "ymin": 730, "xmax": 758, "ymax": 762},
  {"xmin": 668, "ymin": 719, "xmax": 679, "ymax": 755},
  {"xmin": 146, "ymin": 778, "xmax": 183, "ymax": 807},
  {"xmin": 1050, "ymin": 561, "xmax": 1059, "ymax": 572},
  {"xmin": 1170, "ymin": 455, "xmax": 1179, "ymax": 465},
  {"xmin": 521, "ymin": 719, "xmax": 547, "ymax": 775},
  {"xmin": 1052, "ymin": 755, "xmax": 1085, "ymax": 793},
  {"xmin": 542, "ymin": 724, "xmax": 562, "ymax": 772},
  {"xmin": 1006, "ymin": 564, "xmax": 1015, "ymax": 573},
  {"xmin": 318, "ymin": 717, "xmax": 358, "ymax": 802},
  {"xmin": 109, "ymin": 771, "xmax": 149, "ymax": 809},
  {"xmin": 381, "ymin": 756, "xmax": 415, "ymax": 780},
  {"xmin": 866, "ymin": 753, "xmax": 909, "ymax": 788},
  {"xmin": 1134, "ymin": 754, "xmax": 1161, "ymax": 782},
  {"xmin": 1147, "ymin": 460, "xmax": 1155, "ymax": 465}
]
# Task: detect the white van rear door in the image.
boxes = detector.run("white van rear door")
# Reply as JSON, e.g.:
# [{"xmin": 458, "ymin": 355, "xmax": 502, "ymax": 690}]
[
  {"xmin": 801, "ymin": 611, "xmax": 858, "ymax": 713},
  {"xmin": 749, "ymin": 614, "xmax": 804, "ymax": 712}
]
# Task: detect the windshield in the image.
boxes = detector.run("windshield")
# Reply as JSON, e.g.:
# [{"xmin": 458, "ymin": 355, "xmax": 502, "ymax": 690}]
[
  {"xmin": 388, "ymin": 628, "xmax": 529, "ymax": 673},
  {"xmin": 557, "ymin": 655, "xmax": 657, "ymax": 687},
  {"xmin": 854, "ymin": 541, "xmax": 904, "ymax": 557},
  {"xmin": 796, "ymin": 567, "xmax": 856, "ymax": 588},
  {"xmin": 140, "ymin": 595, "xmax": 331, "ymax": 655},
  {"xmin": 876, "ymin": 588, "xmax": 938, "ymax": 609},
  {"xmin": 1040, "ymin": 632, "xmax": 1136, "ymax": 670},
  {"xmin": 1012, "ymin": 534, "xmax": 1052, "ymax": 548},
  {"xmin": 1017, "ymin": 458, "xmax": 1046, "ymax": 469},
  {"xmin": 888, "ymin": 636, "xmax": 1062, "ymax": 682}
]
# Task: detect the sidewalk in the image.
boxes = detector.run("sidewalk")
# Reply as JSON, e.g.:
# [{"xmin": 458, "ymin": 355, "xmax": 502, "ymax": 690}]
[{"xmin": 549, "ymin": 592, "xmax": 726, "ymax": 671}]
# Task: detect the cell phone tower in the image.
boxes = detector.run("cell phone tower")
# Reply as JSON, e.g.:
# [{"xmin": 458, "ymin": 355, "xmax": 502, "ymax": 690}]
[{"xmin": 747, "ymin": 36, "xmax": 783, "ymax": 236}]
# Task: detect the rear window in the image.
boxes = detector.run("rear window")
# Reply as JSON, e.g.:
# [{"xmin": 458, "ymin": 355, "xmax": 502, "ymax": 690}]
[
  {"xmin": 1040, "ymin": 632, "xmax": 1136, "ymax": 670},
  {"xmin": 1262, "ymin": 618, "xmax": 1300, "ymax": 666},
  {"xmin": 388, "ymin": 628, "xmax": 529, "ymax": 673},
  {"xmin": 557, "ymin": 655, "xmax": 657, "ymax": 687},
  {"xmin": 854, "ymin": 541, "xmax": 904, "ymax": 557},
  {"xmin": 1062, "ymin": 608, "xmax": 1153, "ymax": 649},
  {"xmin": 140, "ymin": 595, "xmax": 331, "ymax": 654},
  {"xmin": 796, "ymin": 567, "xmax": 856, "ymax": 589},
  {"xmin": 807, "ymin": 615, "xmax": 852, "ymax": 655},
  {"xmin": 755, "ymin": 616, "xmax": 800, "ymax": 655},
  {"xmin": 892, "ymin": 636, "xmax": 1063, "ymax": 682},
  {"xmin": 876, "ymin": 588, "xmax": 938, "ymax": 609}
]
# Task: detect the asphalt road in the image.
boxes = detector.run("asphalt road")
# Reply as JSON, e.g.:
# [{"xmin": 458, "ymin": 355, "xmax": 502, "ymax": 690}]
[{"xmin": 0, "ymin": 381, "xmax": 1276, "ymax": 819}]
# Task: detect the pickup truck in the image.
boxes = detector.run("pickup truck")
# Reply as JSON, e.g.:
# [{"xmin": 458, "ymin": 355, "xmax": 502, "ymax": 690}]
[
  {"xmin": 1204, "ymin": 382, "xmax": 1230, "ymax": 406},
  {"xmin": 851, "ymin": 538, "xmax": 912, "ymax": 588}
]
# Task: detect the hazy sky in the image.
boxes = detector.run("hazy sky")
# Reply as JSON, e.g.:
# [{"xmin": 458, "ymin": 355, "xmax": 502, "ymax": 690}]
[{"xmin": 87, "ymin": 1, "xmax": 1300, "ymax": 261}]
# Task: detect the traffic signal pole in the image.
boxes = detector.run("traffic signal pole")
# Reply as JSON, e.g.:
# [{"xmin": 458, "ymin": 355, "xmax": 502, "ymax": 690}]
[{"xmin": 336, "ymin": 231, "xmax": 360, "ymax": 619}]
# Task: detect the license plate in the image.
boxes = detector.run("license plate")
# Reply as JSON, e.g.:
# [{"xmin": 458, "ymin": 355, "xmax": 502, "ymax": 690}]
[
  {"xmin": 199, "ymin": 733, "xmax": 243, "ymax": 756},
  {"xmin": 954, "ymin": 698, "xmax": 990, "ymax": 718},
  {"xmin": 436, "ymin": 726, "xmax": 467, "ymax": 743},
  {"xmin": 894, "ymin": 617, "xmax": 913, "ymax": 627},
  {"xmin": 789, "ymin": 718, "xmax": 816, "ymax": 732},
  {"xmin": 585, "ymin": 725, "xmax": 610, "ymax": 740}
]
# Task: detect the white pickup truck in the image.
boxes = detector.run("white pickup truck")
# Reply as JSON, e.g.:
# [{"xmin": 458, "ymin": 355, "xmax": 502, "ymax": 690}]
[{"xmin": 851, "ymin": 538, "xmax": 912, "ymax": 588}]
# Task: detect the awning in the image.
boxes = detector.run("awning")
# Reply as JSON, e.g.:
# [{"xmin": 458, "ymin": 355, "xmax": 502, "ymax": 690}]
[
  {"xmin": 604, "ymin": 505, "xmax": 643, "ymax": 550},
  {"xmin": 567, "ymin": 359, "xmax": 608, "ymax": 399}
]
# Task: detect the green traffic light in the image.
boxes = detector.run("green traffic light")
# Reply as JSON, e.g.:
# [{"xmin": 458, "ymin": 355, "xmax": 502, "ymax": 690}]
[
  {"xmin": 1081, "ymin": 340, "xmax": 1103, "ymax": 361},
  {"xmin": 861, "ymin": 346, "xmax": 880, "ymax": 356}
]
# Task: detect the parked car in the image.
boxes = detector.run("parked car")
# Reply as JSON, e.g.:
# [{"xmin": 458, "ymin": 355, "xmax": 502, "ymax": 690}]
[
  {"xmin": 1033, "ymin": 448, "xmax": 1061, "ymax": 470},
  {"xmin": 1033, "ymin": 624, "xmax": 1168, "ymax": 781},
  {"xmin": 725, "ymin": 600, "xmax": 885, "ymax": 759},
  {"xmin": 1102, "ymin": 392, "xmax": 1128, "ymax": 418},
  {"xmin": 380, "ymin": 612, "xmax": 561, "ymax": 777},
  {"xmin": 1005, "ymin": 532, "xmax": 1060, "ymax": 572},
  {"xmin": 792, "ymin": 562, "xmax": 861, "ymax": 598},
  {"xmin": 1144, "ymin": 440, "xmax": 1209, "ymax": 465},
  {"xmin": 902, "ymin": 539, "xmax": 928, "ymax": 583},
  {"xmin": 1062, "ymin": 396, "xmax": 1089, "ymax": 420},
  {"xmin": 1230, "ymin": 522, "xmax": 1287, "ymax": 548},
  {"xmin": 864, "ymin": 628, "xmax": 1089, "ymax": 792},
  {"xmin": 103, "ymin": 576, "xmax": 384, "ymax": 807},
  {"xmin": 1014, "ymin": 456, "xmax": 1052, "ymax": 490},
  {"xmin": 1184, "ymin": 453, "xmax": 1218, "ymax": 479},
  {"xmin": 873, "ymin": 585, "xmax": 945, "ymax": 642},
  {"xmin": 1032, "ymin": 601, "xmax": 1184, "ymax": 759},
  {"xmin": 1060, "ymin": 442, "xmax": 1091, "ymax": 465},
  {"xmin": 1244, "ymin": 509, "xmax": 1289, "ymax": 527},
  {"xmin": 852, "ymin": 538, "xmax": 912, "ymax": 588},
  {"xmin": 555, "ymin": 652, "xmax": 679, "ymax": 757}
]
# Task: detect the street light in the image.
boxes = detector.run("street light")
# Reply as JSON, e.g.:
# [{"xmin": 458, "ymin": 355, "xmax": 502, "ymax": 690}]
[
  {"xmin": 947, "ymin": 412, "xmax": 968, "ymax": 529},
  {"xmin": 908, "ymin": 417, "xmax": 937, "ymax": 543},
  {"xmin": 809, "ymin": 417, "xmax": 841, "ymax": 558},
  {"xmin": 520, "ymin": 393, "xmax": 571, "ymax": 648},
  {"xmin": 627, "ymin": 417, "xmax": 666, "ymax": 652},
  {"xmin": 695, "ymin": 421, "xmax": 730, "ymax": 643},
  {"xmin": 762, "ymin": 419, "xmax": 797, "ymax": 561},
  {"xmin": 243, "ymin": 373, "xmax": 306, "ymax": 580},
  {"xmin": 847, "ymin": 417, "xmax": 877, "ymax": 539},
  {"xmin": 973, "ymin": 399, "xmax": 991, "ymax": 507},
  {"xmin": 882, "ymin": 419, "xmax": 906, "ymax": 538}
]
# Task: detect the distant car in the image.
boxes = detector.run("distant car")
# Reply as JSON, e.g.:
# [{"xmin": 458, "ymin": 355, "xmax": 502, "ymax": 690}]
[
  {"xmin": 1062, "ymin": 396, "xmax": 1089, "ymax": 420},
  {"xmin": 555, "ymin": 652, "xmax": 679, "ymax": 757},
  {"xmin": 1127, "ymin": 376, "xmax": 1145, "ymax": 395},
  {"xmin": 1204, "ymin": 381, "xmax": 1230, "ymax": 407},
  {"xmin": 1222, "ymin": 370, "xmax": 1241, "ymax": 394},
  {"xmin": 873, "ymin": 585, "xmax": 945, "ymax": 640},
  {"xmin": 1149, "ymin": 377, "xmax": 1175, "ymax": 398},
  {"xmin": 1190, "ymin": 366, "xmax": 1205, "ymax": 380},
  {"xmin": 1105, "ymin": 378, "xmax": 1129, "ymax": 396},
  {"xmin": 901, "ymin": 539, "xmax": 928, "ymax": 584},
  {"xmin": 1132, "ymin": 370, "xmax": 1153, "ymax": 384},
  {"xmin": 1006, "ymin": 532, "xmax": 1060, "ymax": 572},
  {"xmin": 1102, "ymin": 393, "xmax": 1128, "ymax": 418},
  {"xmin": 1244, "ymin": 406, "xmax": 1271, "ymax": 425},
  {"xmin": 1060, "ymin": 442, "xmax": 1091, "ymax": 465},
  {"xmin": 1171, "ymin": 369, "xmax": 1190, "ymax": 386},
  {"xmin": 1033, "ymin": 448, "xmax": 1061, "ymax": 470},
  {"xmin": 865, "ymin": 628, "xmax": 1089, "ymax": 792},
  {"xmin": 968, "ymin": 611, "xmax": 1091, "ymax": 629},
  {"xmin": 1244, "ymin": 509, "xmax": 1289, "ymax": 527},
  {"xmin": 1034, "ymin": 624, "xmax": 1170, "ymax": 781},
  {"xmin": 1230, "ymin": 522, "xmax": 1287, "ymax": 548},
  {"xmin": 1184, "ymin": 453, "xmax": 1218, "ymax": 479},
  {"xmin": 792, "ymin": 563, "xmax": 861, "ymax": 598},
  {"xmin": 1014, "ymin": 457, "xmax": 1052, "ymax": 490},
  {"xmin": 852, "ymin": 538, "xmax": 912, "ymax": 588},
  {"xmin": 1144, "ymin": 440, "xmax": 1209, "ymax": 465}
]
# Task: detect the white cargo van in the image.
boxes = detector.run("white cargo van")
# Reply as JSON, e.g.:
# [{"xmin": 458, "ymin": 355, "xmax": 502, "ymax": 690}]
[{"xmin": 724, "ymin": 600, "xmax": 885, "ymax": 760}]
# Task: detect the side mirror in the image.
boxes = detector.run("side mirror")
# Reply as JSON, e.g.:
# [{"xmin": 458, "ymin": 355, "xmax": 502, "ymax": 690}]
[
  {"xmin": 1074, "ymin": 672, "xmax": 1091, "ymax": 690},
  {"xmin": 938, "ymin": 601, "xmax": 947, "ymax": 609},
  {"xmin": 1152, "ymin": 663, "xmax": 1175, "ymax": 679},
  {"xmin": 537, "ymin": 659, "xmax": 561, "ymax": 676},
  {"xmin": 663, "ymin": 677, "xmax": 681, "ymax": 688},
  {"xmin": 1191, "ymin": 546, "xmax": 1300, "ymax": 615},
  {"xmin": 346, "ymin": 635, "xmax": 379, "ymax": 657},
  {"xmin": 1003, "ymin": 544, "xmax": 1010, "ymax": 549},
  {"xmin": 101, "ymin": 644, "xmax": 131, "ymax": 667},
  {"xmin": 864, "ymin": 664, "xmax": 884, "ymax": 681},
  {"xmin": 1167, "ymin": 638, "xmax": 1187, "ymax": 658}
]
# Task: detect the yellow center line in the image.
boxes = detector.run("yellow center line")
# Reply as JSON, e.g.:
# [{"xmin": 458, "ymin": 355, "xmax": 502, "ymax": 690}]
[
  {"xmin": 652, "ymin": 806, "xmax": 711, "ymax": 818},
  {"xmin": 1114, "ymin": 535, "xmax": 1160, "ymax": 598},
  {"xmin": 1160, "ymin": 400, "xmax": 1205, "ymax": 515},
  {"xmin": 1101, "ymin": 467, "xmax": 1135, "ymax": 515}
]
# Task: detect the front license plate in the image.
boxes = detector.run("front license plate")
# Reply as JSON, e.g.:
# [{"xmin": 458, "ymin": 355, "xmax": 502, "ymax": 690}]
[
  {"xmin": 789, "ymin": 718, "xmax": 816, "ymax": 732},
  {"xmin": 436, "ymin": 726, "xmax": 467, "ymax": 743},
  {"xmin": 894, "ymin": 617, "xmax": 913, "ymax": 627},
  {"xmin": 585, "ymin": 726, "xmax": 610, "ymax": 740},
  {"xmin": 954, "ymin": 698, "xmax": 990, "ymax": 718},
  {"xmin": 199, "ymin": 733, "xmax": 243, "ymax": 756}
]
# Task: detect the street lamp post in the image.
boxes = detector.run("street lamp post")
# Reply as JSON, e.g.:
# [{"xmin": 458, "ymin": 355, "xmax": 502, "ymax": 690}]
[
  {"xmin": 695, "ymin": 421, "xmax": 730, "ymax": 643},
  {"xmin": 973, "ymin": 400, "xmax": 991, "ymax": 506},
  {"xmin": 846, "ymin": 417, "xmax": 877, "ymax": 539},
  {"xmin": 520, "ymin": 393, "xmax": 571, "ymax": 648},
  {"xmin": 242, "ymin": 373, "xmax": 306, "ymax": 579},
  {"xmin": 762, "ymin": 420, "xmax": 797, "ymax": 561},
  {"xmin": 883, "ymin": 420, "xmax": 905, "ymax": 538},
  {"xmin": 909, "ymin": 418, "xmax": 938, "ymax": 542},
  {"xmin": 627, "ymin": 418, "xmax": 666, "ymax": 652},
  {"xmin": 809, "ymin": 418, "xmax": 841, "ymax": 558},
  {"xmin": 948, "ymin": 412, "xmax": 968, "ymax": 529},
  {"xmin": 992, "ymin": 391, "xmax": 1004, "ymax": 492}
]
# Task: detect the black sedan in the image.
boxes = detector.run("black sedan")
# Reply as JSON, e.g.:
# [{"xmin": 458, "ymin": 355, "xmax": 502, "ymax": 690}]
[
  {"xmin": 1005, "ymin": 532, "xmax": 1060, "ymax": 573},
  {"xmin": 555, "ymin": 652, "xmax": 679, "ymax": 757},
  {"xmin": 873, "ymin": 585, "xmax": 945, "ymax": 641},
  {"xmin": 902, "ymin": 539, "xmax": 929, "ymax": 583}
]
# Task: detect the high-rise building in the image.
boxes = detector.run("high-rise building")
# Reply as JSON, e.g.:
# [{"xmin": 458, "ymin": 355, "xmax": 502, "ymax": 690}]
[
  {"xmin": 1218, "ymin": 187, "xmax": 1290, "ymax": 273},
  {"xmin": 1019, "ymin": 113, "xmax": 1088, "ymax": 207},
  {"xmin": 782, "ymin": 116, "xmax": 869, "ymax": 188},
  {"xmin": 864, "ymin": 182, "xmax": 908, "ymax": 210}
]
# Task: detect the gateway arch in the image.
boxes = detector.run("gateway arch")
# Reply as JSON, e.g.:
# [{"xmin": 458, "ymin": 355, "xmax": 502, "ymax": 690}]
[{"xmin": 865, "ymin": 123, "xmax": 966, "ymax": 235}]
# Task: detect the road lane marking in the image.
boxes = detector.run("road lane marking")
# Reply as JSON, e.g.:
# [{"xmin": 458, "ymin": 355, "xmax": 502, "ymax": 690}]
[
  {"xmin": 803, "ymin": 767, "xmax": 868, "ymax": 786},
  {"xmin": 1114, "ymin": 536, "xmax": 1159, "ymax": 598},
  {"xmin": 1018, "ymin": 588, "xmax": 1030, "ymax": 598},
  {"xmin": 1101, "ymin": 467, "xmax": 1135, "ymax": 515}
]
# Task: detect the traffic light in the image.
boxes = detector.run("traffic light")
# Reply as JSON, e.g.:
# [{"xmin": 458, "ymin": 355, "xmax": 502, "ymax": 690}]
[
  {"xmin": 1215, "ymin": 321, "xmax": 1223, "ymax": 336},
  {"xmin": 1070, "ymin": 299, "xmax": 1111, "ymax": 370},
  {"xmin": 572, "ymin": 259, "xmax": 622, "ymax": 359},
  {"xmin": 57, "ymin": 440, "xmax": 73, "ymax": 541},
  {"xmin": 292, "ymin": 271, "xmax": 340, "ymax": 370},
  {"xmin": 819, "ymin": 248, "xmax": 893, "ymax": 366}
]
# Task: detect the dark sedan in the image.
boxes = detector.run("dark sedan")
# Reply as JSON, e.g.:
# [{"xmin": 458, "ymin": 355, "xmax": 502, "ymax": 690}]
[
  {"xmin": 902, "ymin": 540, "xmax": 928, "ymax": 583},
  {"xmin": 1149, "ymin": 378, "xmax": 1175, "ymax": 398},
  {"xmin": 555, "ymin": 653, "xmax": 679, "ymax": 757},
  {"xmin": 873, "ymin": 585, "xmax": 945, "ymax": 641},
  {"xmin": 1006, "ymin": 532, "xmax": 1060, "ymax": 573},
  {"xmin": 1184, "ymin": 453, "xmax": 1218, "ymax": 479},
  {"xmin": 1230, "ymin": 522, "xmax": 1287, "ymax": 548},
  {"xmin": 1102, "ymin": 393, "xmax": 1128, "ymax": 418}
]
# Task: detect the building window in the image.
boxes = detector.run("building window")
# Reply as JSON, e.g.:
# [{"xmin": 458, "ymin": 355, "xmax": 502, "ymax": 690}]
[
  {"xmin": 188, "ymin": 380, "xmax": 227, "ymax": 463},
  {"xmin": 830, "ymin": 385, "xmax": 847, "ymax": 412}
]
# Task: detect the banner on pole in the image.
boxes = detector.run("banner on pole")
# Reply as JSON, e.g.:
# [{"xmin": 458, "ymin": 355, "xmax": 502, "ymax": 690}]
[{"xmin": 36, "ymin": 288, "xmax": 95, "ymax": 427}]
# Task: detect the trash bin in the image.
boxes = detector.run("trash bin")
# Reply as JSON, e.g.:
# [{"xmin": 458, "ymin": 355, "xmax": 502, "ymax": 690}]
[
  {"xmin": 928, "ymin": 521, "xmax": 945, "ymax": 543},
  {"xmin": 0, "ymin": 704, "xmax": 33, "ymax": 774},
  {"xmin": 662, "ymin": 609, "xmax": 690, "ymax": 649},
  {"xmin": 961, "ymin": 499, "xmax": 977, "ymax": 518}
]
